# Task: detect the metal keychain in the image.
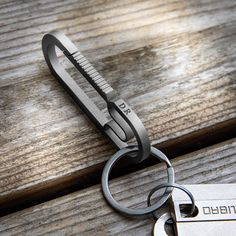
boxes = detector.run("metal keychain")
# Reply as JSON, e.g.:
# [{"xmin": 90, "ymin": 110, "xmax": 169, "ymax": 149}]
[
  {"xmin": 42, "ymin": 31, "xmax": 175, "ymax": 217},
  {"xmin": 42, "ymin": 31, "xmax": 150, "ymax": 163},
  {"xmin": 153, "ymin": 184, "xmax": 236, "ymax": 236},
  {"xmin": 42, "ymin": 31, "xmax": 235, "ymax": 235}
]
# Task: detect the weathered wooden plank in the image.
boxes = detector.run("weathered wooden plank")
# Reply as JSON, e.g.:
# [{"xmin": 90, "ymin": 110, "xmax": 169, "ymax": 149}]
[
  {"xmin": 1, "ymin": 0, "xmax": 236, "ymax": 86},
  {"xmin": 0, "ymin": 139, "xmax": 235, "ymax": 236},
  {"xmin": 0, "ymin": 0, "xmax": 236, "ymax": 212}
]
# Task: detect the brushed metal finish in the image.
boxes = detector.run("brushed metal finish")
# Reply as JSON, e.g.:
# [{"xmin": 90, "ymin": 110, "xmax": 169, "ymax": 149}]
[
  {"xmin": 42, "ymin": 31, "xmax": 150, "ymax": 162},
  {"xmin": 171, "ymin": 184, "xmax": 236, "ymax": 236},
  {"xmin": 153, "ymin": 213, "xmax": 172, "ymax": 236}
]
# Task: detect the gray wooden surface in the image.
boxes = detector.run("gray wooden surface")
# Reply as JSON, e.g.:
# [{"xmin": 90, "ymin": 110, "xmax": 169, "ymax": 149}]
[
  {"xmin": 0, "ymin": 0, "xmax": 236, "ymax": 235},
  {"xmin": 0, "ymin": 0, "xmax": 235, "ymax": 208},
  {"xmin": 0, "ymin": 139, "xmax": 235, "ymax": 235}
]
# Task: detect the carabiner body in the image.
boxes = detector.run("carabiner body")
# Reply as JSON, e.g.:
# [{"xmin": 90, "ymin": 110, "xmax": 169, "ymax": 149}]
[{"xmin": 42, "ymin": 31, "xmax": 150, "ymax": 162}]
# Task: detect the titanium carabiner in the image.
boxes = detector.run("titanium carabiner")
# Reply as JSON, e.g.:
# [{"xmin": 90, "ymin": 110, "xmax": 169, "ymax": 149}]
[{"xmin": 42, "ymin": 31, "xmax": 150, "ymax": 162}]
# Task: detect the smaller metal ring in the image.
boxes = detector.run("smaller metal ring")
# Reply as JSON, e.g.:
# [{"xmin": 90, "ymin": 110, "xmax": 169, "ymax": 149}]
[
  {"xmin": 101, "ymin": 146, "xmax": 175, "ymax": 216},
  {"xmin": 147, "ymin": 183, "xmax": 195, "ymax": 219}
]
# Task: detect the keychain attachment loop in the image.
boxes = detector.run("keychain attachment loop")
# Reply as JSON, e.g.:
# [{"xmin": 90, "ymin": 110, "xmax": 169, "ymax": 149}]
[
  {"xmin": 102, "ymin": 146, "xmax": 175, "ymax": 216},
  {"xmin": 42, "ymin": 31, "xmax": 150, "ymax": 162},
  {"xmin": 147, "ymin": 183, "xmax": 196, "ymax": 219}
]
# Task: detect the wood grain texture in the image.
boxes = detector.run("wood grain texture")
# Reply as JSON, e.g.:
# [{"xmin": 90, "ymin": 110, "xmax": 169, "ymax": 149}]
[
  {"xmin": 1, "ymin": 0, "xmax": 236, "ymax": 86},
  {"xmin": 0, "ymin": 0, "xmax": 236, "ymax": 210},
  {"xmin": 0, "ymin": 139, "xmax": 235, "ymax": 236}
]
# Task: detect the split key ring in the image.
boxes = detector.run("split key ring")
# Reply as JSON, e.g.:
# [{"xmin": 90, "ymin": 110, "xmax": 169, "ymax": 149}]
[{"xmin": 102, "ymin": 145, "xmax": 175, "ymax": 216}]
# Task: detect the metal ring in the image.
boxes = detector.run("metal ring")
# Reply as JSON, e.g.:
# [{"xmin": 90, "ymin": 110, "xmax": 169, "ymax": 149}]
[
  {"xmin": 147, "ymin": 183, "xmax": 195, "ymax": 219},
  {"xmin": 101, "ymin": 146, "xmax": 175, "ymax": 216}
]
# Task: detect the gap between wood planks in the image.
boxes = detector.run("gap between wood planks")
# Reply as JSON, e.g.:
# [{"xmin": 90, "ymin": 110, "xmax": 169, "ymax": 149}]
[
  {"xmin": 0, "ymin": 138, "xmax": 235, "ymax": 236},
  {"xmin": 0, "ymin": 118, "xmax": 235, "ymax": 217}
]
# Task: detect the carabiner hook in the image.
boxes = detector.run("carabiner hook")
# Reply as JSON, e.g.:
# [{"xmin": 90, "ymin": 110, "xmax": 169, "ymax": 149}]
[{"xmin": 42, "ymin": 31, "xmax": 150, "ymax": 162}]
